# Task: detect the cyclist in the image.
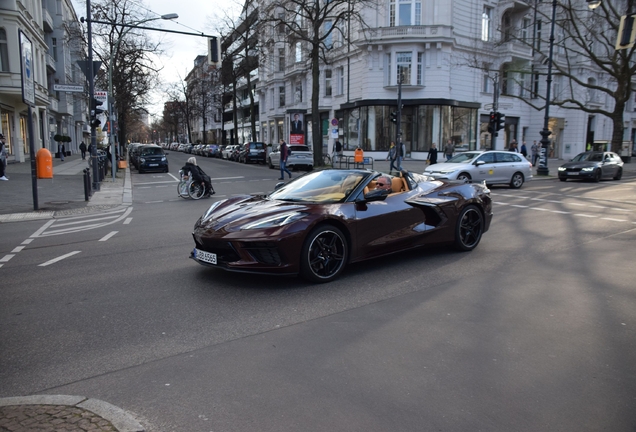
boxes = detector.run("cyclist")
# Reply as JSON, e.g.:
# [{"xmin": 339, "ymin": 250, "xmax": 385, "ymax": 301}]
[{"xmin": 181, "ymin": 157, "xmax": 214, "ymax": 196}]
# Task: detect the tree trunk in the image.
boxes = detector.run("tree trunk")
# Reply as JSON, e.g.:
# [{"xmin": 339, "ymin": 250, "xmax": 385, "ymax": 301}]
[{"xmin": 246, "ymin": 72, "xmax": 256, "ymax": 142}]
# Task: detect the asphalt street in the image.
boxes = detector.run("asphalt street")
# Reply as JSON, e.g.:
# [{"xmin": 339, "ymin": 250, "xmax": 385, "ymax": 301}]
[{"xmin": 1, "ymin": 150, "xmax": 636, "ymax": 431}]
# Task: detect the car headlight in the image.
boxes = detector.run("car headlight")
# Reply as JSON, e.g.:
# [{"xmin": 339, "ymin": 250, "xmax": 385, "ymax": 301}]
[
  {"xmin": 201, "ymin": 200, "xmax": 225, "ymax": 222},
  {"xmin": 581, "ymin": 167, "xmax": 595, "ymax": 171},
  {"xmin": 439, "ymin": 169, "xmax": 457, "ymax": 174},
  {"xmin": 242, "ymin": 211, "xmax": 306, "ymax": 230},
  {"xmin": 140, "ymin": 157, "xmax": 145, "ymax": 163},
  {"xmin": 558, "ymin": 167, "xmax": 566, "ymax": 171},
  {"xmin": 161, "ymin": 156, "xmax": 166, "ymax": 161}
]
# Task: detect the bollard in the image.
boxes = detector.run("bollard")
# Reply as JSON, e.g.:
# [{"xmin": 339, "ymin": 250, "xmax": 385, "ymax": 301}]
[{"xmin": 83, "ymin": 169, "xmax": 90, "ymax": 201}]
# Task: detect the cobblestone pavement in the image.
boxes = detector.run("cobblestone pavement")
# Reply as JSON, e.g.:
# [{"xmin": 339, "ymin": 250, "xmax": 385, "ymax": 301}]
[{"xmin": 0, "ymin": 404, "xmax": 117, "ymax": 432}]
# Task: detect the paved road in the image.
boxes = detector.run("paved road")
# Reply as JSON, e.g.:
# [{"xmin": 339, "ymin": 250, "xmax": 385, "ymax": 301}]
[{"xmin": 2, "ymin": 152, "xmax": 636, "ymax": 431}]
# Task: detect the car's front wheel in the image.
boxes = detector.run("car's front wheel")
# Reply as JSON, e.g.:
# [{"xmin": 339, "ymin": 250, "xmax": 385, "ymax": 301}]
[
  {"xmin": 300, "ymin": 225, "xmax": 348, "ymax": 283},
  {"xmin": 454, "ymin": 205, "xmax": 484, "ymax": 252},
  {"xmin": 457, "ymin": 173, "xmax": 472, "ymax": 183},
  {"xmin": 509, "ymin": 172, "xmax": 524, "ymax": 189},
  {"xmin": 593, "ymin": 169, "xmax": 602, "ymax": 182}
]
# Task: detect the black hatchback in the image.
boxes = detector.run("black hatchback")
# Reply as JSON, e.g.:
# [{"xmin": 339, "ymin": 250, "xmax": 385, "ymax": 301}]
[
  {"xmin": 239, "ymin": 142, "xmax": 267, "ymax": 164},
  {"xmin": 137, "ymin": 145, "xmax": 169, "ymax": 173}
]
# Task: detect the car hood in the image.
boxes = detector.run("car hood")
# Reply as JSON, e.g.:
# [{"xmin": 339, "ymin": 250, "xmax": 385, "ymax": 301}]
[
  {"xmin": 560, "ymin": 161, "xmax": 600, "ymax": 168},
  {"xmin": 197, "ymin": 195, "xmax": 308, "ymax": 233},
  {"xmin": 424, "ymin": 162, "xmax": 470, "ymax": 172}
]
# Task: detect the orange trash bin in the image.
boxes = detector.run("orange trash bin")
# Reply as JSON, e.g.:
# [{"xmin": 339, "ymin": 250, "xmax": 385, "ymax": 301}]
[
  {"xmin": 354, "ymin": 147, "xmax": 364, "ymax": 164},
  {"xmin": 36, "ymin": 148, "xmax": 53, "ymax": 179}
]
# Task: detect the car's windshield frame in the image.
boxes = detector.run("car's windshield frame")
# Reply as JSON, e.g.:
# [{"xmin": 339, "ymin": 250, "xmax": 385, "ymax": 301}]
[{"xmin": 269, "ymin": 170, "xmax": 372, "ymax": 203}]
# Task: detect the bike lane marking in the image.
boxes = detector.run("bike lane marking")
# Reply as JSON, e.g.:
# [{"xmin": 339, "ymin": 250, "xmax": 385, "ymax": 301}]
[{"xmin": 38, "ymin": 251, "xmax": 81, "ymax": 267}]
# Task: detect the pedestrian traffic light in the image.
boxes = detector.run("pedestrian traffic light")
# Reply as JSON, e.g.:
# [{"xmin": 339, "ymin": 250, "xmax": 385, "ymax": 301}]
[
  {"xmin": 496, "ymin": 112, "xmax": 506, "ymax": 131},
  {"xmin": 390, "ymin": 111, "xmax": 397, "ymax": 123},
  {"xmin": 488, "ymin": 111, "xmax": 496, "ymax": 134}
]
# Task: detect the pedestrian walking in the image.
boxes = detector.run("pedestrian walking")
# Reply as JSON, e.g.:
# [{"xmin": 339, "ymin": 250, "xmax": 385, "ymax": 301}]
[
  {"xmin": 386, "ymin": 141, "xmax": 398, "ymax": 172},
  {"xmin": 509, "ymin": 140, "xmax": 519, "ymax": 153},
  {"xmin": 334, "ymin": 139, "xmax": 343, "ymax": 165},
  {"xmin": 427, "ymin": 143, "xmax": 438, "ymax": 165},
  {"xmin": 278, "ymin": 139, "xmax": 292, "ymax": 180},
  {"xmin": 0, "ymin": 133, "xmax": 8, "ymax": 181},
  {"xmin": 79, "ymin": 141, "xmax": 87, "ymax": 160},
  {"xmin": 444, "ymin": 139, "xmax": 455, "ymax": 161},
  {"xmin": 59, "ymin": 142, "xmax": 65, "ymax": 161},
  {"xmin": 531, "ymin": 140, "xmax": 540, "ymax": 166},
  {"xmin": 520, "ymin": 141, "xmax": 528, "ymax": 158}
]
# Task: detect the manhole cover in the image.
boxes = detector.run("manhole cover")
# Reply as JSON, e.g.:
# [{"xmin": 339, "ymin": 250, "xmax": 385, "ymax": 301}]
[{"xmin": 47, "ymin": 201, "xmax": 70, "ymax": 205}]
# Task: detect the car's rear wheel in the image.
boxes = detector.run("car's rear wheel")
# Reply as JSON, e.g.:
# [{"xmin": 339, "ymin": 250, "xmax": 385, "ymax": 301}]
[
  {"xmin": 613, "ymin": 168, "xmax": 623, "ymax": 180},
  {"xmin": 454, "ymin": 205, "xmax": 484, "ymax": 252},
  {"xmin": 509, "ymin": 172, "xmax": 524, "ymax": 189},
  {"xmin": 593, "ymin": 169, "xmax": 602, "ymax": 182},
  {"xmin": 457, "ymin": 173, "xmax": 472, "ymax": 183},
  {"xmin": 300, "ymin": 225, "xmax": 348, "ymax": 283}
]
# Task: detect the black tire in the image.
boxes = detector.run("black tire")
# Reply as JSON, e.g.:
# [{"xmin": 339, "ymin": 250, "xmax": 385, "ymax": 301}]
[
  {"xmin": 457, "ymin": 173, "xmax": 472, "ymax": 183},
  {"xmin": 559, "ymin": 177, "xmax": 567, "ymax": 182},
  {"xmin": 454, "ymin": 205, "xmax": 484, "ymax": 252},
  {"xmin": 300, "ymin": 225, "xmax": 348, "ymax": 283},
  {"xmin": 268, "ymin": 158, "xmax": 274, "ymax": 169},
  {"xmin": 509, "ymin": 172, "xmax": 524, "ymax": 189},
  {"xmin": 613, "ymin": 168, "xmax": 623, "ymax": 180},
  {"xmin": 593, "ymin": 169, "xmax": 602, "ymax": 182}
]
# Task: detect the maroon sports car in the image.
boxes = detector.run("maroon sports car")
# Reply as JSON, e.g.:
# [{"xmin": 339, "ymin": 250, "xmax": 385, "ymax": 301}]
[{"xmin": 191, "ymin": 169, "xmax": 493, "ymax": 283}]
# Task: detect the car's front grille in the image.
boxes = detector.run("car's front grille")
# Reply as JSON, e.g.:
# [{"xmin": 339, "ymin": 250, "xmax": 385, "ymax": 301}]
[{"xmin": 242, "ymin": 242, "xmax": 282, "ymax": 265}]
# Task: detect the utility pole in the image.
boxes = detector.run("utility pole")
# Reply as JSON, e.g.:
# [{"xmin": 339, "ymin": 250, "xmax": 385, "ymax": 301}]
[
  {"xmin": 491, "ymin": 73, "xmax": 499, "ymax": 151},
  {"xmin": 396, "ymin": 71, "xmax": 403, "ymax": 146}
]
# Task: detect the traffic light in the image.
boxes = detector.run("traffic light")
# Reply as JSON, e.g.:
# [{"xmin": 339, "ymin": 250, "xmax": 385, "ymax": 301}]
[
  {"xmin": 208, "ymin": 36, "xmax": 221, "ymax": 66},
  {"xmin": 90, "ymin": 98, "xmax": 104, "ymax": 128},
  {"xmin": 495, "ymin": 112, "xmax": 506, "ymax": 131},
  {"xmin": 488, "ymin": 111, "xmax": 496, "ymax": 134},
  {"xmin": 390, "ymin": 111, "xmax": 397, "ymax": 123},
  {"xmin": 616, "ymin": 14, "xmax": 636, "ymax": 50}
]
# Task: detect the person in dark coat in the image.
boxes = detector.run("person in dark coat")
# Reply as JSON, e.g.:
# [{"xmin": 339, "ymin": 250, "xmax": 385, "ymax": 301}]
[
  {"xmin": 427, "ymin": 143, "xmax": 439, "ymax": 165},
  {"xmin": 79, "ymin": 141, "xmax": 87, "ymax": 160},
  {"xmin": 181, "ymin": 157, "xmax": 214, "ymax": 196},
  {"xmin": 278, "ymin": 139, "xmax": 292, "ymax": 180}
]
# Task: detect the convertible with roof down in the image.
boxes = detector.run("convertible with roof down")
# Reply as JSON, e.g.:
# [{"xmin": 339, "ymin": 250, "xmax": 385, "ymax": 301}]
[{"xmin": 190, "ymin": 169, "xmax": 493, "ymax": 283}]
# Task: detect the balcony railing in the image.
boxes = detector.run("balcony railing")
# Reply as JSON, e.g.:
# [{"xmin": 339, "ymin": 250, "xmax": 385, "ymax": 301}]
[
  {"xmin": 360, "ymin": 25, "xmax": 452, "ymax": 42},
  {"xmin": 43, "ymin": 9, "xmax": 54, "ymax": 33},
  {"xmin": 46, "ymin": 54, "xmax": 56, "ymax": 72}
]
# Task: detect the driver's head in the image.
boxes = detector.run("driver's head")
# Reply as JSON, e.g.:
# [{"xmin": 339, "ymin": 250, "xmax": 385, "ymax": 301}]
[{"xmin": 375, "ymin": 176, "xmax": 392, "ymax": 191}]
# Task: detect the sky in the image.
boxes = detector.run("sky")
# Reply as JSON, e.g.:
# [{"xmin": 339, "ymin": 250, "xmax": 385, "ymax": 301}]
[{"xmin": 73, "ymin": 0, "xmax": 241, "ymax": 118}]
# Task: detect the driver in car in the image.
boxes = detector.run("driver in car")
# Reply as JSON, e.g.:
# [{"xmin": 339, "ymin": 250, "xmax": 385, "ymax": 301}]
[{"xmin": 375, "ymin": 175, "xmax": 393, "ymax": 192}]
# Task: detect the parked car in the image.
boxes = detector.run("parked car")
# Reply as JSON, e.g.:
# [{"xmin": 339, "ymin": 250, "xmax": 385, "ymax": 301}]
[
  {"xmin": 229, "ymin": 145, "xmax": 242, "ymax": 161},
  {"xmin": 557, "ymin": 151, "xmax": 624, "ymax": 182},
  {"xmin": 239, "ymin": 142, "xmax": 267, "ymax": 164},
  {"xmin": 204, "ymin": 144, "xmax": 220, "ymax": 158},
  {"xmin": 137, "ymin": 144, "xmax": 169, "ymax": 173},
  {"xmin": 190, "ymin": 169, "xmax": 493, "ymax": 283},
  {"xmin": 423, "ymin": 150, "xmax": 532, "ymax": 189},
  {"xmin": 268, "ymin": 144, "xmax": 314, "ymax": 171},
  {"xmin": 222, "ymin": 145, "xmax": 237, "ymax": 160}
]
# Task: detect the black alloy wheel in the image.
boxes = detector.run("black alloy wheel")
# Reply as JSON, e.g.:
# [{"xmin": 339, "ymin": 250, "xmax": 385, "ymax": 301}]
[
  {"xmin": 454, "ymin": 205, "xmax": 484, "ymax": 252},
  {"xmin": 613, "ymin": 168, "xmax": 623, "ymax": 180},
  {"xmin": 593, "ymin": 169, "xmax": 602, "ymax": 182},
  {"xmin": 300, "ymin": 225, "xmax": 348, "ymax": 283}
]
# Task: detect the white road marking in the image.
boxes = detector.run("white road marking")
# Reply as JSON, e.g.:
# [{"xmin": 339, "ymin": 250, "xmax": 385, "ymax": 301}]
[
  {"xmin": 0, "ymin": 255, "xmax": 15, "ymax": 263},
  {"xmin": 574, "ymin": 214, "xmax": 595, "ymax": 218},
  {"xmin": 601, "ymin": 217, "xmax": 627, "ymax": 222},
  {"xmin": 30, "ymin": 220, "xmax": 55, "ymax": 238},
  {"xmin": 510, "ymin": 204, "xmax": 528, "ymax": 208},
  {"xmin": 99, "ymin": 231, "xmax": 118, "ymax": 241},
  {"xmin": 39, "ymin": 251, "xmax": 81, "ymax": 267},
  {"xmin": 21, "ymin": 239, "xmax": 34, "ymax": 245},
  {"xmin": 528, "ymin": 207, "xmax": 551, "ymax": 212},
  {"xmin": 145, "ymin": 200, "xmax": 164, "ymax": 203},
  {"xmin": 52, "ymin": 214, "xmax": 123, "ymax": 228},
  {"xmin": 11, "ymin": 246, "xmax": 25, "ymax": 253},
  {"xmin": 123, "ymin": 218, "xmax": 132, "ymax": 225},
  {"xmin": 37, "ymin": 207, "xmax": 133, "ymax": 237}
]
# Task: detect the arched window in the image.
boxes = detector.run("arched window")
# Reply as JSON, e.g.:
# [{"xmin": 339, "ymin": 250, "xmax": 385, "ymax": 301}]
[{"xmin": 502, "ymin": 12, "xmax": 512, "ymax": 42}]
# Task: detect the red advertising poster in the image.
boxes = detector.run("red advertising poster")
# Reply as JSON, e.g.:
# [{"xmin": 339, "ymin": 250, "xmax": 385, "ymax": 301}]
[{"xmin": 290, "ymin": 113, "xmax": 305, "ymax": 145}]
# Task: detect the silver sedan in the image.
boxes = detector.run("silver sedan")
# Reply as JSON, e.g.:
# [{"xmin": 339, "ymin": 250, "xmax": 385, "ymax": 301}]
[{"xmin": 424, "ymin": 150, "xmax": 533, "ymax": 188}]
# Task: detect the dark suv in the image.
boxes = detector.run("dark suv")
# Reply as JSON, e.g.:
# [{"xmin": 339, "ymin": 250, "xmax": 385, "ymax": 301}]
[
  {"xmin": 137, "ymin": 144, "xmax": 169, "ymax": 173},
  {"xmin": 239, "ymin": 142, "xmax": 267, "ymax": 164}
]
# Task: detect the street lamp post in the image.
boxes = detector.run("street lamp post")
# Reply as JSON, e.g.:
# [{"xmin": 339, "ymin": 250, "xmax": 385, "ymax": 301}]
[
  {"xmin": 537, "ymin": 0, "xmax": 558, "ymax": 176},
  {"xmin": 107, "ymin": 13, "xmax": 178, "ymax": 181}
]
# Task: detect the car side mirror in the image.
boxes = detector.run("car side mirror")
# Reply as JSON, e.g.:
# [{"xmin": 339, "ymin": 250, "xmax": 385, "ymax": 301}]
[
  {"xmin": 274, "ymin": 181, "xmax": 286, "ymax": 190},
  {"xmin": 359, "ymin": 188, "xmax": 390, "ymax": 203},
  {"xmin": 475, "ymin": 160, "xmax": 485, "ymax": 166}
]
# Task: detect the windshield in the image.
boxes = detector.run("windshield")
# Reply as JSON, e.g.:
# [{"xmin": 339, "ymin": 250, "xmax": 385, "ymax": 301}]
[
  {"xmin": 269, "ymin": 170, "xmax": 368, "ymax": 203},
  {"xmin": 447, "ymin": 152, "xmax": 481, "ymax": 163},
  {"xmin": 141, "ymin": 147, "xmax": 163, "ymax": 156},
  {"xmin": 572, "ymin": 152, "xmax": 603, "ymax": 162}
]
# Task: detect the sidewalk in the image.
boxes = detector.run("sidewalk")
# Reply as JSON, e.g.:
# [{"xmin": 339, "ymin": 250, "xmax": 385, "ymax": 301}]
[{"xmin": 0, "ymin": 153, "xmax": 132, "ymax": 222}]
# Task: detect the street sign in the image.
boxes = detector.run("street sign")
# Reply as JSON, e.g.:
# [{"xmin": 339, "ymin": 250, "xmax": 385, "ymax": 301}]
[
  {"xmin": 53, "ymin": 84, "xmax": 84, "ymax": 92},
  {"xmin": 19, "ymin": 31, "xmax": 35, "ymax": 106},
  {"xmin": 94, "ymin": 90, "xmax": 108, "ymax": 103}
]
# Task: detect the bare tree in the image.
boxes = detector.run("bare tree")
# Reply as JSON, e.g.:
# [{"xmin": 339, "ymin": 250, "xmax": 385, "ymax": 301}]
[{"xmin": 263, "ymin": 0, "xmax": 375, "ymax": 165}]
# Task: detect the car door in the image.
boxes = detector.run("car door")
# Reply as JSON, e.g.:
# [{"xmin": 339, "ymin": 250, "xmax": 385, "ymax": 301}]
[
  {"xmin": 495, "ymin": 152, "xmax": 523, "ymax": 183},
  {"xmin": 601, "ymin": 152, "xmax": 618, "ymax": 178},
  {"xmin": 471, "ymin": 152, "xmax": 500, "ymax": 183}
]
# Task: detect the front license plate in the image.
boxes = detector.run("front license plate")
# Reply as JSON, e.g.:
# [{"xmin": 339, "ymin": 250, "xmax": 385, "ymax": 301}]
[
  {"xmin": 568, "ymin": 172, "xmax": 579, "ymax": 175},
  {"xmin": 195, "ymin": 249, "xmax": 217, "ymax": 264},
  {"xmin": 149, "ymin": 163, "xmax": 158, "ymax": 167}
]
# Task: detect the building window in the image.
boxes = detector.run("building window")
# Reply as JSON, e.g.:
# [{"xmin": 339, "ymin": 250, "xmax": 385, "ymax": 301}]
[
  {"xmin": 532, "ymin": 72, "xmax": 540, "ymax": 99},
  {"xmin": 553, "ymin": 74, "xmax": 562, "ymax": 101},
  {"xmin": 501, "ymin": 64, "xmax": 510, "ymax": 95},
  {"xmin": 277, "ymin": 13, "xmax": 285, "ymax": 34},
  {"xmin": 483, "ymin": 73, "xmax": 490, "ymax": 93},
  {"xmin": 519, "ymin": 73, "xmax": 526, "ymax": 97},
  {"xmin": 521, "ymin": 18, "xmax": 531, "ymax": 43},
  {"xmin": 535, "ymin": 20, "xmax": 542, "ymax": 50},
  {"xmin": 389, "ymin": 0, "xmax": 422, "ymax": 27},
  {"xmin": 325, "ymin": 69, "xmax": 332, "ymax": 96},
  {"xmin": 278, "ymin": 48, "xmax": 285, "ymax": 72},
  {"xmin": 295, "ymin": 81, "xmax": 303, "ymax": 103},
  {"xmin": 386, "ymin": 53, "xmax": 392, "ymax": 85},
  {"xmin": 0, "ymin": 29, "xmax": 8, "ymax": 71},
  {"xmin": 295, "ymin": 42, "xmax": 302, "ymax": 62},
  {"xmin": 417, "ymin": 52, "xmax": 423, "ymax": 85},
  {"xmin": 325, "ymin": 21, "xmax": 333, "ymax": 49},
  {"xmin": 337, "ymin": 67, "xmax": 344, "ymax": 95},
  {"xmin": 396, "ymin": 52, "xmax": 412, "ymax": 85},
  {"xmin": 279, "ymin": 85, "xmax": 286, "ymax": 107},
  {"xmin": 52, "ymin": 37, "xmax": 58, "ymax": 61},
  {"xmin": 482, "ymin": 7, "xmax": 493, "ymax": 41}
]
